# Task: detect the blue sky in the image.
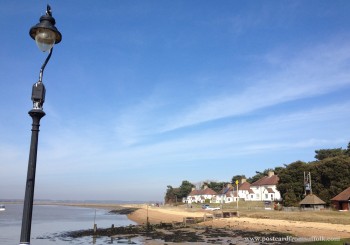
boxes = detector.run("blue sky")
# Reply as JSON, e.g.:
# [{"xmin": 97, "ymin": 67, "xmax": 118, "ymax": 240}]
[{"xmin": 1, "ymin": 1, "xmax": 350, "ymax": 201}]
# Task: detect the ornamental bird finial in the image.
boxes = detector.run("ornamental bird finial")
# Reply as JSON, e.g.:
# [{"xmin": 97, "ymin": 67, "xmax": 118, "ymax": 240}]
[{"xmin": 46, "ymin": 5, "xmax": 52, "ymax": 16}]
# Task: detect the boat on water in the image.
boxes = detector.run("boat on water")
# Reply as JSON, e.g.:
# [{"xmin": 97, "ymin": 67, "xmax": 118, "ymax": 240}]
[{"xmin": 0, "ymin": 204, "xmax": 5, "ymax": 211}]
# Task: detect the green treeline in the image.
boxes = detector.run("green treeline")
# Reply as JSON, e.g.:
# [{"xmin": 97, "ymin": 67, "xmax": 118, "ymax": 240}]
[
  {"xmin": 164, "ymin": 181, "xmax": 195, "ymax": 204},
  {"xmin": 277, "ymin": 143, "xmax": 350, "ymax": 206},
  {"xmin": 164, "ymin": 143, "xmax": 350, "ymax": 206}
]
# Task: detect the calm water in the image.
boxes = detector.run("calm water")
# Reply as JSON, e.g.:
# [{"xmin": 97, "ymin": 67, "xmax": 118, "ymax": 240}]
[{"xmin": 0, "ymin": 204, "xmax": 141, "ymax": 245}]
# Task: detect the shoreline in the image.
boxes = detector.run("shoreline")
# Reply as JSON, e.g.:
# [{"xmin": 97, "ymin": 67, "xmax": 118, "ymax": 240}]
[
  {"xmin": 60, "ymin": 204, "xmax": 293, "ymax": 244},
  {"xmin": 122, "ymin": 204, "xmax": 350, "ymax": 239},
  {"xmin": 18, "ymin": 201, "xmax": 350, "ymax": 240}
]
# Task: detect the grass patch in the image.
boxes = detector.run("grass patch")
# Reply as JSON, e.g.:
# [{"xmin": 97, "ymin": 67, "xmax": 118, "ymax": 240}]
[{"xmin": 184, "ymin": 201, "xmax": 350, "ymax": 225}]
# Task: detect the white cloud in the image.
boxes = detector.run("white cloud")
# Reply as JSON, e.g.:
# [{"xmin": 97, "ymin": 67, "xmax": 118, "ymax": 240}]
[
  {"xmin": 160, "ymin": 41, "xmax": 350, "ymax": 132},
  {"xmin": 92, "ymin": 100, "xmax": 350, "ymax": 170}
]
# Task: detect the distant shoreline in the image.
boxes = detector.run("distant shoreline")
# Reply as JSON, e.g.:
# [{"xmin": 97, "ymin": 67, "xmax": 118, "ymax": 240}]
[{"xmin": 0, "ymin": 200, "xmax": 133, "ymax": 210}]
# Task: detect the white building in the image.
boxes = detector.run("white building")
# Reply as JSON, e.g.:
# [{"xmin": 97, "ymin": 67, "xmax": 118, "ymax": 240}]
[
  {"xmin": 216, "ymin": 173, "xmax": 281, "ymax": 202},
  {"xmin": 186, "ymin": 185, "xmax": 217, "ymax": 204},
  {"xmin": 249, "ymin": 171, "xmax": 281, "ymax": 201},
  {"xmin": 186, "ymin": 172, "xmax": 282, "ymax": 204},
  {"xmin": 216, "ymin": 184, "xmax": 234, "ymax": 203},
  {"xmin": 235, "ymin": 180, "xmax": 254, "ymax": 201},
  {"xmin": 216, "ymin": 180, "xmax": 253, "ymax": 203}
]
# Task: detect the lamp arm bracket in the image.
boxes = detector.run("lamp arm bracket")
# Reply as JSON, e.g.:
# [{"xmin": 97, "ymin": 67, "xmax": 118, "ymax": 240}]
[{"xmin": 39, "ymin": 47, "xmax": 53, "ymax": 83}]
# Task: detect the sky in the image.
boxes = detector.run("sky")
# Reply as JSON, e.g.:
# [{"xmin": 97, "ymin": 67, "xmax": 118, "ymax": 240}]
[{"xmin": 1, "ymin": 1, "xmax": 350, "ymax": 202}]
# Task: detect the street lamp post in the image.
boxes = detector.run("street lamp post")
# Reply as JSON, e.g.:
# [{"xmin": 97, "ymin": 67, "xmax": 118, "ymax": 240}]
[{"xmin": 20, "ymin": 5, "xmax": 61, "ymax": 245}]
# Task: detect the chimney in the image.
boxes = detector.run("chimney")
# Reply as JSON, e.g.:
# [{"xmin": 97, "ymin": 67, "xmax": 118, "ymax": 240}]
[
  {"xmin": 203, "ymin": 185, "xmax": 208, "ymax": 190},
  {"xmin": 191, "ymin": 187, "xmax": 196, "ymax": 191},
  {"xmin": 227, "ymin": 183, "xmax": 233, "ymax": 188},
  {"xmin": 240, "ymin": 178, "xmax": 246, "ymax": 184},
  {"xmin": 268, "ymin": 171, "xmax": 274, "ymax": 177}
]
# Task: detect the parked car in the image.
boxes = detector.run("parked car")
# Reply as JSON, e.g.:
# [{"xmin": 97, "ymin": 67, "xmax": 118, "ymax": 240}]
[{"xmin": 202, "ymin": 204, "xmax": 220, "ymax": 210}]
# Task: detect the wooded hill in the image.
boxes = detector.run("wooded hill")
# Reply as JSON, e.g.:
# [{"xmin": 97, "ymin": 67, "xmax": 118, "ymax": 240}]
[
  {"xmin": 277, "ymin": 143, "xmax": 350, "ymax": 206},
  {"xmin": 165, "ymin": 143, "xmax": 350, "ymax": 206}
]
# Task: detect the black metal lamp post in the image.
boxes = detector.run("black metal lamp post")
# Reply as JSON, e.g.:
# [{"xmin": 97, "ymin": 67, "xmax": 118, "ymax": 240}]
[{"xmin": 20, "ymin": 5, "xmax": 61, "ymax": 245}]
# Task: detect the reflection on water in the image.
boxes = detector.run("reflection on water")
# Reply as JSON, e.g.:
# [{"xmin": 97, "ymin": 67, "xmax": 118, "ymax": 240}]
[{"xmin": 0, "ymin": 204, "xmax": 138, "ymax": 245}]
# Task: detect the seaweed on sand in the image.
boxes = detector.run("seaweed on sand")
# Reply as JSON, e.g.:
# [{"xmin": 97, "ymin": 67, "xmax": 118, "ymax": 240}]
[
  {"xmin": 60, "ymin": 224, "xmax": 293, "ymax": 244},
  {"xmin": 108, "ymin": 207, "xmax": 139, "ymax": 215}
]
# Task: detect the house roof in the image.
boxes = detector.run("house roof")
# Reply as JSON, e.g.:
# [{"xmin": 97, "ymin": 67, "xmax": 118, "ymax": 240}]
[
  {"xmin": 299, "ymin": 194, "xmax": 326, "ymax": 205},
  {"xmin": 239, "ymin": 182, "xmax": 251, "ymax": 190},
  {"xmin": 220, "ymin": 186, "xmax": 233, "ymax": 195},
  {"xmin": 188, "ymin": 187, "xmax": 217, "ymax": 196},
  {"xmin": 331, "ymin": 187, "xmax": 350, "ymax": 201},
  {"xmin": 188, "ymin": 189, "xmax": 201, "ymax": 196},
  {"xmin": 202, "ymin": 187, "xmax": 217, "ymax": 195},
  {"xmin": 267, "ymin": 188, "xmax": 275, "ymax": 193},
  {"xmin": 218, "ymin": 182, "xmax": 252, "ymax": 194},
  {"xmin": 251, "ymin": 175, "xmax": 279, "ymax": 186}
]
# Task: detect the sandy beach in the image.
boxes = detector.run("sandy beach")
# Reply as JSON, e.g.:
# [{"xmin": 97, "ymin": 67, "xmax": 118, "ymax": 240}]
[
  {"xmin": 54, "ymin": 202, "xmax": 350, "ymax": 243},
  {"xmin": 125, "ymin": 204, "xmax": 350, "ymax": 240}
]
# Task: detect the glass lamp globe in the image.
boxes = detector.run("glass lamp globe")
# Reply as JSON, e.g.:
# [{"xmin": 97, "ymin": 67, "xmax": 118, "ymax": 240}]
[
  {"xmin": 29, "ymin": 5, "xmax": 62, "ymax": 52},
  {"xmin": 35, "ymin": 29, "xmax": 56, "ymax": 52}
]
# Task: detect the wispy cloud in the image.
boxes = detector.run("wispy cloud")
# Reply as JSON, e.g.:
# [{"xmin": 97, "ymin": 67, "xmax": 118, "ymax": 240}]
[
  {"xmin": 111, "ymin": 39, "xmax": 350, "ymax": 142},
  {"xmin": 98, "ymin": 101, "xmax": 350, "ymax": 168},
  {"xmin": 161, "ymin": 41, "xmax": 350, "ymax": 132}
]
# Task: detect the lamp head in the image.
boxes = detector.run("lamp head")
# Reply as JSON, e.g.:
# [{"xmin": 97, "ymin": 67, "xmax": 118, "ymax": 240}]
[{"xmin": 29, "ymin": 5, "xmax": 62, "ymax": 52}]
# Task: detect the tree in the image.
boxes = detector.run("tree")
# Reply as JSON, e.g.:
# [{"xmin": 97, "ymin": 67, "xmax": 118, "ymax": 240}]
[
  {"xmin": 164, "ymin": 181, "xmax": 195, "ymax": 204},
  {"xmin": 178, "ymin": 180, "xmax": 195, "ymax": 199},
  {"xmin": 283, "ymin": 189, "xmax": 298, "ymax": 207},
  {"xmin": 345, "ymin": 142, "xmax": 350, "ymax": 156},
  {"xmin": 202, "ymin": 181, "xmax": 228, "ymax": 193},
  {"xmin": 314, "ymin": 148, "xmax": 345, "ymax": 160},
  {"xmin": 277, "ymin": 161, "xmax": 308, "ymax": 205},
  {"xmin": 164, "ymin": 185, "xmax": 180, "ymax": 204},
  {"xmin": 231, "ymin": 175, "xmax": 246, "ymax": 184},
  {"xmin": 310, "ymin": 155, "xmax": 350, "ymax": 203}
]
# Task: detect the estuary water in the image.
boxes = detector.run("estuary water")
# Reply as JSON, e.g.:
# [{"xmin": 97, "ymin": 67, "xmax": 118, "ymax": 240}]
[{"xmin": 0, "ymin": 204, "xmax": 139, "ymax": 245}]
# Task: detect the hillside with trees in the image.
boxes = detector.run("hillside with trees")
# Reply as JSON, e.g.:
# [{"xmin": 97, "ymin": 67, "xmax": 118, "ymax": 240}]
[
  {"xmin": 165, "ymin": 143, "xmax": 350, "ymax": 206},
  {"xmin": 277, "ymin": 143, "xmax": 350, "ymax": 206}
]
